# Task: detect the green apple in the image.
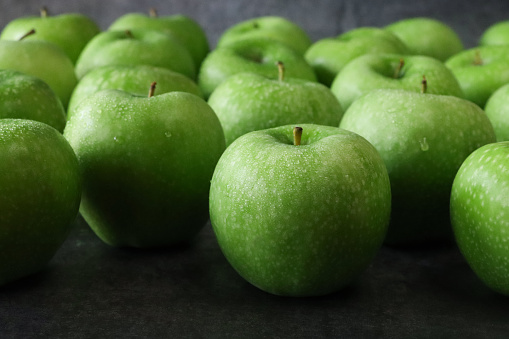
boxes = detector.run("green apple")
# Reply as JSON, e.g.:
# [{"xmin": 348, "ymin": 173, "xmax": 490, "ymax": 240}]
[
  {"xmin": 451, "ymin": 141, "xmax": 509, "ymax": 295},
  {"xmin": 0, "ymin": 69, "xmax": 66, "ymax": 132},
  {"xmin": 480, "ymin": 21, "xmax": 509, "ymax": 46},
  {"xmin": 339, "ymin": 89, "xmax": 496, "ymax": 245},
  {"xmin": 216, "ymin": 16, "xmax": 311, "ymax": 55},
  {"xmin": 209, "ymin": 124, "xmax": 391, "ymax": 296},
  {"xmin": 64, "ymin": 88, "xmax": 225, "ymax": 248},
  {"xmin": 0, "ymin": 9, "xmax": 100, "ymax": 64},
  {"xmin": 445, "ymin": 45, "xmax": 509, "ymax": 108},
  {"xmin": 207, "ymin": 65, "xmax": 343, "ymax": 146},
  {"xmin": 0, "ymin": 35, "xmax": 77, "ymax": 109},
  {"xmin": 385, "ymin": 17, "xmax": 464, "ymax": 61},
  {"xmin": 108, "ymin": 11, "xmax": 209, "ymax": 69},
  {"xmin": 305, "ymin": 27, "xmax": 409, "ymax": 86},
  {"xmin": 331, "ymin": 53, "xmax": 464, "ymax": 111},
  {"xmin": 484, "ymin": 83, "xmax": 509, "ymax": 141},
  {"xmin": 198, "ymin": 38, "xmax": 317, "ymax": 99},
  {"xmin": 0, "ymin": 119, "xmax": 81, "ymax": 286},
  {"xmin": 75, "ymin": 28, "xmax": 196, "ymax": 80},
  {"xmin": 67, "ymin": 64, "xmax": 203, "ymax": 118}
]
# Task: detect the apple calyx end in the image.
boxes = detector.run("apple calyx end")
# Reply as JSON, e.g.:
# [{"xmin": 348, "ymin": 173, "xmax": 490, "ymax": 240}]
[
  {"xmin": 421, "ymin": 75, "xmax": 427, "ymax": 94},
  {"xmin": 148, "ymin": 82, "xmax": 157, "ymax": 98},
  {"xmin": 293, "ymin": 126, "xmax": 303, "ymax": 146},
  {"xmin": 19, "ymin": 29, "xmax": 36, "ymax": 41},
  {"xmin": 276, "ymin": 61, "xmax": 285, "ymax": 82},
  {"xmin": 394, "ymin": 58, "xmax": 405, "ymax": 79}
]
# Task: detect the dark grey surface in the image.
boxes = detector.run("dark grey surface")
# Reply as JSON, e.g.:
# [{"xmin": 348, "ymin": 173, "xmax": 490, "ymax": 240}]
[{"xmin": 1, "ymin": 216, "xmax": 508, "ymax": 338}]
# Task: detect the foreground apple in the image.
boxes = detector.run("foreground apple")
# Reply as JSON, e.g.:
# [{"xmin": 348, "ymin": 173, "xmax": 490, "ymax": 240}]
[
  {"xmin": 209, "ymin": 124, "xmax": 391, "ymax": 296},
  {"xmin": 385, "ymin": 17, "xmax": 464, "ymax": 61},
  {"xmin": 207, "ymin": 64, "xmax": 344, "ymax": 146},
  {"xmin": 0, "ymin": 69, "xmax": 66, "ymax": 132},
  {"xmin": 0, "ymin": 8, "xmax": 100, "ymax": 64},
  {"xmin": 0, "ymin": 119, "xmax": 81, "ymax": 286},
  {"xmin": 67, "ymin": 64, "xmax": 203, "ymax": 117},
  {"xmin": 198, "ymin": 38, "xmax": 317, "ymax": 98},
  {"xmin": 484, "ymin": 83, "xmax": 509, "ymax": 141},
  {"xmin": 64, "ymin": 87, "xmax": 225, "ymax": 248},
  {"xmin": 339, "ymin": 89, "xmax": 496, "ymax": 245},
  {"xmin": 451, "ymin": 142, "xmax": 509, "ymax": 295}
]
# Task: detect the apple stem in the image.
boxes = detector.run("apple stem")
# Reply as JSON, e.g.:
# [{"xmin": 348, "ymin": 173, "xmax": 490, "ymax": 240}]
[
  {"xmin": 394, "ymin": 58, "xmax": 404, "ymax": 78},
  {"xmin": 125, "ymin": 30, "xmax": 134, "ymax": 39},
  {"xmin": 40, "ymin": 6, "xmax": 48, "ymax": 18},
  {"xmin": 293, "ymin": 126, "xmax": 303, "ymax": 146},
  {"xmin": 277, "ymin": 61, "xmax": 285, "ymax": 82},
  {"xmin": 253, "ymin": 21, "xmax": 259, "ymax": 29},
  {"xmin": 473, "ymin": 49, "xmax": 483, "ymax": 65},
  {"xmin": 421, "ymin": 75, "xmax": 427, "ymax": 94},
  {"xmin": 148, "ymin": 82, "xmax": 157, "ymax": 98},
  {"xmin": 149, "ymin": 8, "xmax": 158, "ymax": 17},
  {"xmin": 18, "ymin": 29, "xmax": 36, "ymax": 41}
]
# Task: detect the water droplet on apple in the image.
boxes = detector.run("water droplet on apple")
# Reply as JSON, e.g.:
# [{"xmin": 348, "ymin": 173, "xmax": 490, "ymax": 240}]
[{"xmin": 419, "ymin": 137, "xmax": 429, "ymax": 151}]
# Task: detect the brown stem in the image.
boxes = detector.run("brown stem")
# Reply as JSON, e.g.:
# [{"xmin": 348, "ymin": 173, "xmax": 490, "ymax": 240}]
[
  {"xmin": 277, "ymin": 61, "xmax": 285, "ymax": 82},
  {"xmin": 19, "ymin": 29, "xmax": 36, "ymax": 41},
  {"xmin": 293, "ymin": 126, "xmax": 303, "ymax": 146},
  {"xmin": 148, "ymin": 82, "xmax": 157, "ymax": 98},
  {"xmin": 40, "ymin": 6, "xmax": 48, "ymax": 18},
  {"xmin": 125, "ymin": 30, "xmax": 134, "ymax": 38},
  {"xmin": 394, "ymin": 58, "xmax": 405, "ymax": 78},
  {"xmin": 473, "ymin": 49, "xmax": 483, "ymax": 65},
  {"xmin": 421, "ymin": 75, "xmax": 427, "ymax": 94},
  {"xmin": 149, "ymin": 8, "xmax": 158, "ymax": 17}
]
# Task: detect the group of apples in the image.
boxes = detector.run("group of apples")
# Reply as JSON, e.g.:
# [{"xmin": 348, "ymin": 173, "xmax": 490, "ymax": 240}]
[{"xmin": 0, "ymin": 8, "xmax": 508, "ymax": 298}]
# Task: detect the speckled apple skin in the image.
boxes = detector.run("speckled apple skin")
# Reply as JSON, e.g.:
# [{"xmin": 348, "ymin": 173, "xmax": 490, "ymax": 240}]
[
  {"xmin": 0, "ymin": 119, "xmax": 81, "ymax": 286},
  {"xmin": 331, "ymin": 54, "xmax": 464, "ymax": 111},
  {"xmin": 340, "ymin": 89, "xmax": 496, "ymax": 245},
  {"xmin": 64, "ymin": 91, "xmax": 225, "ymax": 248},
  {"xmin": 209, "ymin": 124, "xmax": 391, "ymax": 296},
  {"xmin": 451, "ymin": 142, "xmax": 509, "ymax": 295},
  {"xmin": 208, "ymin": 72, "xmax": 344, "ymax": 146}
]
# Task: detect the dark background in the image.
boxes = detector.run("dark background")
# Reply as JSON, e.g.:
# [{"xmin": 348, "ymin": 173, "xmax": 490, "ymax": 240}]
[{"xmin": 1, "ymin": 0, "xmax": 509, "ymax": 338}]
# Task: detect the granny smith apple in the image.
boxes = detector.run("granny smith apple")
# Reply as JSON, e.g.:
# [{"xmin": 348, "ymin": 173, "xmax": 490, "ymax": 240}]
[
  {"xmin": 480, "ymin": 20, "xmax": 509, "ymax": 46},
  {"xmin": 484, "ymin": 83, "xmax": 509, "ymax": 141},
  {"xmin": 0, "ymin": 69, "xmax": 66, "ymax": 132},
  {"xmin": 207, "ymin": 66, "xmax": 343, "ymax": 146},
  {"xmin": 198, "ymin": 38, "xmax": 317, "ymax": 99},
  {"xmin": 339, "ymin": 89, "xmax": 496, "ymax": 245},
  {"xmin": 0, "ymin": 34, "xmax": 77, "ymax": 109},
  {"xmin": 217, "ymin": 16, "xmax": 312, "ymax": 55},
  {"xmin": 445, "ymin": 45, "xmax": 509, "ymax": 108},
  {"xmin": 67, "ymin": 64, "xmax": 203, "ymax": 118},
  {"xmin": 64, "ymin": 88, "xmax": 225, "ymax": 248},
  {"xmin": 0, "ymin": 119, "xmax": 81, "ymax": 286},
  {"xmin": 0, "ymin": 8, "xmax": 100, "ymax": 64},
  {"xmin": 305, "ymin": 27, "xmax": 409, "ymax": 86},
  {"xmin": 210, "ymin": 124, "xmax": 391, "ymax": 296},
  {"xmin": 331, "ymin": 53, "xmax": 464, "ymax": 111},
  {"xmin": 108, "ymin": 11, "xmax": 209, "ymax": 69},
  {"xmin": 75, "ymin": 28, "xmax": 196, "ymax": 80},
  {"xmin": 451, "ymin": 141, "xmax": 509, "ymax": 295},
  {"xmin": 385, "ymin": 17, "xmax": 464, "ymax": 61}
]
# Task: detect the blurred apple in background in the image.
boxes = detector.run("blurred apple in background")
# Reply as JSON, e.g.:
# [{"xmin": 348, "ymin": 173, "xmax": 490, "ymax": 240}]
[
  {"xmin": 484, "ymin": 83, "xmax": 509, "ymax": 141},
  {"xmin": 479, "ymin": 20, "xmax": 509, "ymax": 46}
]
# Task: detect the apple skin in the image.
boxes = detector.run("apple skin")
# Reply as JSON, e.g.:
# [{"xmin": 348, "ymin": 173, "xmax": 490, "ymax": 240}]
[
  {"xmin": 339, "ymin": 89, "xmax": 496, "ymax": 245},
  {"xmin": 0, "ymin": 119, "xmax": 81, "ymax": 287},
  {"xmin": 108, "ymin": 13, "xmax": 209, "ymax": 69},
  {"xmin": 305, "ymin": 27, "xmax": 409, "ymax": 86},
  {"xmin": 64, "ymin": 90, "xmax": 225, "ymax": 248},
  {"xmin": 0, "ymin": 69, "xmax": 66, "ymax": 132},
  {"xmin": 385, "ymin": 17, "xmax": 464, "ymax": 62},
  {"xmin": 75, "ymin": 29, "xmax": 196, "ymax": 80},
  {"xmin": 0, "ymin": 12, "xmax": 100, "ymax": 64},
  {"xmin": 451, "ymin": 142, "xmax": 509, "ymax": 295},
  {"xmin": 67, "ymin": 64, "xmax": 203, "ymax": 118},
  {"xmin": 198, "ymin": 38, "xmax": 317, "ymax": 99},
  {"xmin": 484, "ymin": 83, "xmax": 509, "ymax": 141},
  {"xmin": 331, "ymin": 53, "xmax": 464, "ymax": 111},
  {"xmin": 209, "ymin": 124, "xmax": 391, "ymax": 296},
  {"xmin": 445, "ymin": 45, "xmax": 509, "ymax": 108},
  {"xmin": 208, "ymin": 72, "xmax": 344, "ymax": 146},
  {"xmin": 217, "ymin": 16, "xmax": 312, "ymax": 55},
  {"xmin": 0, "ymin": 39, "xmax": 77, "ymax": 109},
  {"xmin": 480, "ymin": 21, "xmax": 509, "ymax": 46}
]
